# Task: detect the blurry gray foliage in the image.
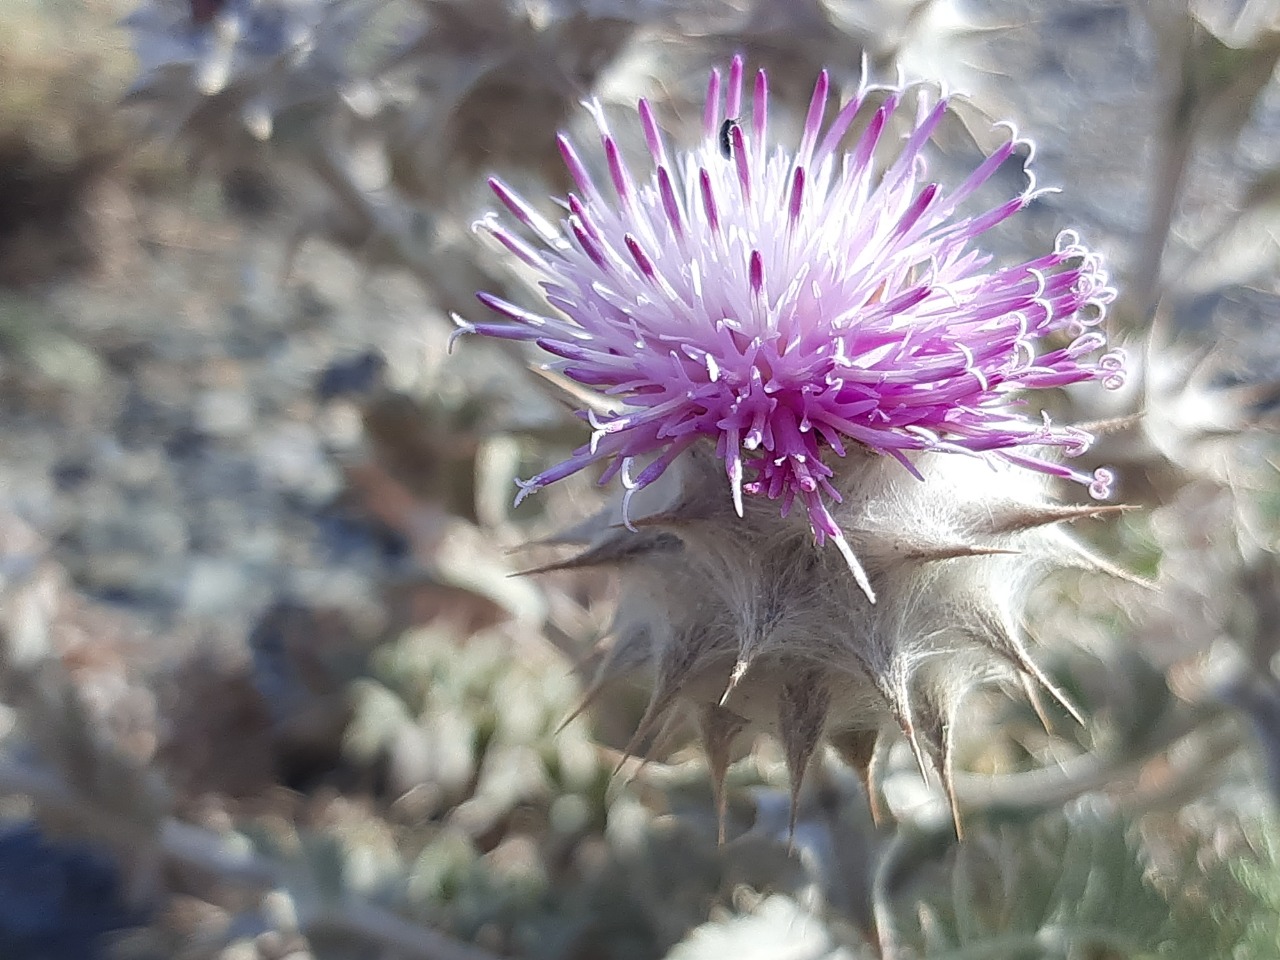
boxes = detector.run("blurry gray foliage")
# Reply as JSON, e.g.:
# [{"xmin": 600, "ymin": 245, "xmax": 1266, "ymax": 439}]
[{"xmin": 890, "ymin": 806, "xmax": 1256, "ymax": 959}]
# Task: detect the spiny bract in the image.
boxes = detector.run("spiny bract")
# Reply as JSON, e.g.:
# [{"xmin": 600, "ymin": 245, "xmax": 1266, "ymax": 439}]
[{"xmin": 457, "ymin": 57, "xmax": 1128, "ymax": 834}]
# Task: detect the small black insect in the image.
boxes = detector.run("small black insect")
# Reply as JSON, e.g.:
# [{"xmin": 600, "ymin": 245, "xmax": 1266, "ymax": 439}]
[
  {"xmin": 719, "ymin": 117, "xmax": 739, "ymax": 159},
  {"xmin": 190, "ymin": 0, "xmax": 228, "ymax": 24}
]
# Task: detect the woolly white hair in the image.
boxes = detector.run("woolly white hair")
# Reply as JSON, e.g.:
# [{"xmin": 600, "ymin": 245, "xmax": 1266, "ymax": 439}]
[{"xmin": 530, "ymin": 442, "xmax": 1128, "ymax": 837}]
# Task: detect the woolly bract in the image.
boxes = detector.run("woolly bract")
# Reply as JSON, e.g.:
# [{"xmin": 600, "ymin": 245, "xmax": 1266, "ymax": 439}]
[{"xmin": 530, "ymin": 443, "xmax": 1124, "ymax": 835}]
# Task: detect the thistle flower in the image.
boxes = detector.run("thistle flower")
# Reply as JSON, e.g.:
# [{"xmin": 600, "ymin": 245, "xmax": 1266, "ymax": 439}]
[
  {"xmin": 457, "ymin": 58, "xmax": 1129, "ymax": 834},
  {"xmin": 460, "ymin": 57, "xmax": 1123, "ymax": 594}
]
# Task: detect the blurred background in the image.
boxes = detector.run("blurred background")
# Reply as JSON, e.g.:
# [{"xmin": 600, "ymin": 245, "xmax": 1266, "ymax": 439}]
[{"xmin": 1, "ymin": 0, "xmax": 1280, "ymax": 957}]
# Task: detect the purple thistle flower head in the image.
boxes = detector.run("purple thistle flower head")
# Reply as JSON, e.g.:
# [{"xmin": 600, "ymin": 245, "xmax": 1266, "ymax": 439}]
[{"xmin": 457, "ymin": 56, "xmax": 1124, "ymax": 599}]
